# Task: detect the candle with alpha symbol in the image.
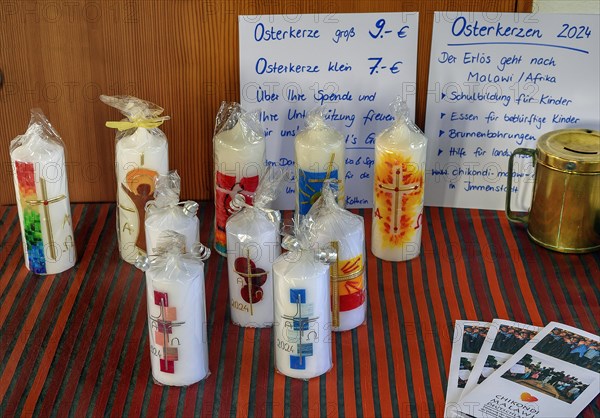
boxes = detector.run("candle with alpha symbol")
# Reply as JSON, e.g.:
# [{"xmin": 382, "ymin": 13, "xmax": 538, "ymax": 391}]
[
  {"xmin": 372, "ymin": 100, "xmax": 427, "ymax": 262},
  {"xmin": 10, "ymin": 109, "xmax": 76, "ymax": 275}
]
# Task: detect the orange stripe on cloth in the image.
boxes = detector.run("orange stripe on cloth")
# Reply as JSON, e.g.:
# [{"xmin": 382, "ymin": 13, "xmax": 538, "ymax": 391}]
[{"xmin": 22, "ymin": 205, "xmax": 109, "ymax": 414}]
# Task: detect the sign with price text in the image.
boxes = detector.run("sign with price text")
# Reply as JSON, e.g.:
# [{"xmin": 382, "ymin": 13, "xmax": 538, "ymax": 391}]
[{"xmin": 239, "ymin": 13, "xmax": 419, "ymax": 209}]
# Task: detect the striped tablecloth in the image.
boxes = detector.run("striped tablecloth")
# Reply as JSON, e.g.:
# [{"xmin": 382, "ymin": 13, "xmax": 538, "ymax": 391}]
[{"xmin": 0, "ymin": 203, "xmax": 598, "ymax": 417}]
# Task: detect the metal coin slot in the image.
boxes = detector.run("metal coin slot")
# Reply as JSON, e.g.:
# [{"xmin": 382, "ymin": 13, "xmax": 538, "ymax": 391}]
[{"xmin": 564, "ymin": 146, "xmax": 598, "ymax": 155}]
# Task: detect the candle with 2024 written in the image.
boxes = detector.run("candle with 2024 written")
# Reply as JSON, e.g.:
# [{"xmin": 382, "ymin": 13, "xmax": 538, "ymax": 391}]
[
  {"xmin": 214, "ymin": 121, "xmax": 265, "ymax": 256},
  {"xmin": 273, "ymin": 249, "xmax": 332, "ymax": 379},
  {"xmin": 372, "ymin": 106, "xmax": 427, "ymax": 262},
  {"xmin": 145, "ymin": 250, "xmax": 210, "ymax": 386},
  {"xmin": 116, "ymin": 128, "xmax": 169, "ymax": 264},
  {"xmin": 226, "ymin": 211, "xmax": 280, "ymax": 328},
  {"xmin": 295, "ymin": 115, "xmax": 345, "ymax": 217},
  {"xmin": 10, "ymin": 110, "xmax": 76, "ymax": 275}
]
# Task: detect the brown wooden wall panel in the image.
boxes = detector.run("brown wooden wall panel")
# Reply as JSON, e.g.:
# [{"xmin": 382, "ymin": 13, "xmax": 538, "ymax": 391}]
[{"xmin": 0, "ymin": 0, "xmax": 532, "ymax": 204}]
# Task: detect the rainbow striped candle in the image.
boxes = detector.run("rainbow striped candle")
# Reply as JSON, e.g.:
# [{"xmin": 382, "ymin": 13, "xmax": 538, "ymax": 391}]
[{"xmin": 10, "ymin": 110, "xmax": 76, "ymax": 275}]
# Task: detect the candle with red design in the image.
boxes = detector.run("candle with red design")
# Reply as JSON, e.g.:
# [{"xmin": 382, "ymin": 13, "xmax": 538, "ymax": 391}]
[
  {"xmin": 226, "ymin": 210, "xmax": 280, "ymax": 327},
  {"xmin": 313, "ymin": 212, "xmax": 366, "ymax": 331},
  {"xmin": 213, "ymin": 119, "xmax": 265, "ymax": 256}
]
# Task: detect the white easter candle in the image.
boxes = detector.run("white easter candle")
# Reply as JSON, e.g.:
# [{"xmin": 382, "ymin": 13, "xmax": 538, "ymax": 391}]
[
  {"xmin": 11, "ymin": 126, "xmax": 76, "ymax": 275},
  {"xmin": 295, "ymin": 125, "xmax": 345, "ymax": 217},
  {"xmin": 273, "ymin": 250, "xmax": 332, "ymax": 379},
  {"xmin": 145, "ymin": 206, "xmax": 199, "ymax": 256},
  {"xmin": 226, "ymin": 209, "xmax": 280, "ymax": 328},
  {"xmin": 146, "ymin": 256, "xmax": 209, "ymax": 386},
  {"xmin": 372, "ymin": 123, "xmax": 427, "ymax": 261},
  {"xmin": 313, "ymin": 212, "xmax": 366, "ymax": 331},
  {"xmin": 214, "ymin": 122, "xmax": 266, "ymax": 256},
  {"xmin": 116, "ymin": 128, "xmax": 168, "ymax": 264}
]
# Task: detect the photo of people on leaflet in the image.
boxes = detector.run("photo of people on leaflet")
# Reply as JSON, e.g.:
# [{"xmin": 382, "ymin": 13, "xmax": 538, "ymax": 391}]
[
  {"xmin": 502, "ymin": 354, "xmax": 592, "ymax": 404},
  {"xmin": 534, "ymin": 328, "xmax": 600, "ymax": 373},
  {"xmin": 491, "ymin": 324, "xmax": 538, "ymax": 355},
  {"xmin": 462, "ymin": 325, "xmax": 489, "ymax": 354}
]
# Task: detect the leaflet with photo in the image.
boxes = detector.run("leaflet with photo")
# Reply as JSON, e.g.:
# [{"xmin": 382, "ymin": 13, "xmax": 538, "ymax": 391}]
[
  {"xmin": 456, "ymin": 322, "xmax": 600, "ymax": 418},
  {"xmin": 461, "ymin": 319, "xmax": 542, "ymax": 398},
  {"xmin": 444, "ymin": 320, "xmax": 492, "ymax": 416}
]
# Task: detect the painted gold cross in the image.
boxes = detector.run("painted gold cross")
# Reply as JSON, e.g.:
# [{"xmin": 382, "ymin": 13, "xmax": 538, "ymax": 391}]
[
  {"xmin": 329, "ymin": 241, "xmax": 364, "ymax": 328},
  {"xmin": 26, "ymin": 178, "xmax": 66, "ymax": 261},
  {"xmin": 233, "ymin": 248, "xmax": 265, "ymax": 316},
  {"xmin": 377, "ymin": 165, "xmax": 420, "ymax": 233}
]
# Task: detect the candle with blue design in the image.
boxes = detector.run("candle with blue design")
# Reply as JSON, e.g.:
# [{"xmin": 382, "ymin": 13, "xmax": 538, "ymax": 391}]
[
  {"xmin": 295, "ymin": 108, "xmax": 345, "ymax": 219},
  {"xmin": 272, "ymin": 225, "xmax": 336, "ymax": 379},
  {"xmin": 10, "ymin": 109, "xmax": 76, "ymax": 275}
]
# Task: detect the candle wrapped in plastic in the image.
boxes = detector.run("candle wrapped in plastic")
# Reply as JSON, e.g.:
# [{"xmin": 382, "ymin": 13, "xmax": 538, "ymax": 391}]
[
  {"xmin": 371, "ymin": 98, "xmax": 427, "ymax": 262},
  {"xmin": 272, "ymin": 218, "xmax": 337, "ymax": 380},
  {"xmin": 226, "ymin": 168, "xmax": 287, "ymax": 328},
  {"xmin": 295, "ymin": 107, "xmax": 345, "ymax": 218},
  {"xmin": 136, "ymin": 231, "xmax": 211, "ymax": 386},
  {"xmin": 304, "ymin": 180, "xmax": 367, "ymax": 331},
  {"xmin": 213, "ymin": 102, "xmax": 266, "ymax": 256},
  {"xmin": 10, "ymin": 109, "xmax": 76, "ymax": 275},
  {"xmin": 145, "ymin": 171, "xmax": 200, "ymax": 255},
  {"xmin": 101, "ymin": 94, "xmax": 170, "ymax": 264}
]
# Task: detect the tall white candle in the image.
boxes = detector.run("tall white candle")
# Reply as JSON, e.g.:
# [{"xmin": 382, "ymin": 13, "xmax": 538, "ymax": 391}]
[
  {"xmin": 226, "ymin": 209, "xmax": 280, "ymax": 327},
  {"xmin": 115, "ymin": 128, "xmax": 169, "ymax": 263},
  {"xmin": 213, "ymin": 108, "xmax": 266, "ymax": 256},
  {"xmin": 372, "ymin": 102, "xmax": 427, "ymax": 262},
  {"xmin": 312, "ymin": 212, "xmax": 366, "ymax": 332},
  {"xmin": 142, "ymin": 234, "xmax": 210, "ymax": 386},
  {"xmin": 102, "ymin": 95, "xmax": 170, "ymax": 265},
  {"xmin": 273, "ymin": 249, "xmax": 332, "ymax": 379},
  {"xmin": 295, "ymin": 113, "xmax": 345, "ymax": 217},
  {"xmin": 10, "ymin": 110, "xmax": 76, "ymax": 275}
]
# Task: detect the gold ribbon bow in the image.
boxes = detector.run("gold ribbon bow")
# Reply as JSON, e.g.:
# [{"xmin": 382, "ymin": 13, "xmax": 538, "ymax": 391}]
[{"xmin": 105, "ymin": 117, "xmax": 170, "ymax": 131}]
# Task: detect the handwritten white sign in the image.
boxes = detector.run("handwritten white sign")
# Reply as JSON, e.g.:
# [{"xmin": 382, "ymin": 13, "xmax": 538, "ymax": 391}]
[
  {"xmin": 424, "ymin": 13, "xmax": 599, "ymax": 211},
  {"xmin": 239, "ymin": 13, "xmax": 419, "ymax": 209}
]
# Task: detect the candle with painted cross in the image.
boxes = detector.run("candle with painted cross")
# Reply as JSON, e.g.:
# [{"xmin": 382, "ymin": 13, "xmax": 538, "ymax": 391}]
[
  {"xmin": 308, "ymin": 182, "xmax": 366, "ymax": 331},
  {"xmin": 226, "ymin": 168, "xmax": 286, "ymax": 327},
  {"xmin": 10, "ymin": 109, "xmax": 76, "ymax": 275},
  {"xmin": 273, "ymin": 245, "xmax": 334, "ymax": 379},
  {"xmin": 141, "ymin": 231, "xmax": 210, "ymax": 386},
  {"xmin": 295, "ymin": 108, "xmax": 345, "ymax": 218},
  {"xmin": 372, "ymin": 100, "xmax": 427, "ymax": 261},
  {"xmin": 213, "ymin": 102, "xmax": 266, "ymax": 256},
  {"xmin": 101, "ymin": 95, "xmax": 170, "ymax": 265}
]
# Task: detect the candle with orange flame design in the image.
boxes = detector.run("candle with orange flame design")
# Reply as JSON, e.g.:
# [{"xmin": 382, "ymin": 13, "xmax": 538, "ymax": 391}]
[{"xmin": 371, "ymin": 100, "xmax": 427, "ymax": 262}]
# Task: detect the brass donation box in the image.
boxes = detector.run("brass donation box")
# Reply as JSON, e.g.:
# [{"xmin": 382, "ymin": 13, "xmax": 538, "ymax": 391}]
[{"xmin": 506, "ymin": 129, "xmax": 600, "ymax": 253}]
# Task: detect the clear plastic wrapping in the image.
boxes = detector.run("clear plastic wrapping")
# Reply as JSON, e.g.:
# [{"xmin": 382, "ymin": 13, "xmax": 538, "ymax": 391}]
[
  {"xmin": 213, "ymin": 102, "xmax": 266, "ymax": 256},
  {"xmin": 371, "ymin": 98, "xmax": 427, "ymax": 262},
  {"xmin": 272, "ymin": 218, "xmax": 336, "ymax": 380},
  {"xmin": 101, "ymin": 94, "xmax": 169, "ymax": 264},
  {"xmin": 10, "ymin": 109, "xmax": 76, "ymax": 275},
  {"xmin": 145, "ymin": 171, "xmax": 200, "ymax": 255},
  {"xmin": 137, "ymin": 231, "xmax": 210, "ymax": 386},
  {"xmin": 295, "ymin": 107, "xmax": 345, "ymax": 217},
  {"xmin": 226, "ymin": 168, "xmax": 286, "ymax": 328},
  {"xmin": 305, "ymin": 180, "xmax": 366, "ymax": 331}
]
